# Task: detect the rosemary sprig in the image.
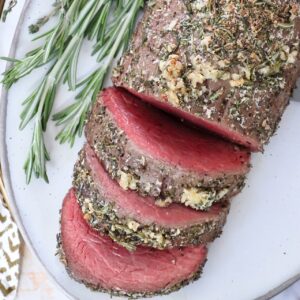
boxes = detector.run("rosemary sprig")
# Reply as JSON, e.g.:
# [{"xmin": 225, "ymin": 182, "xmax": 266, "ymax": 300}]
[
  {"xmin": 53, "ymin": 0, "xmax": 144, "ymax": 145},
  {"xmin": 1, "ymin": 0, "xmax": 83, "ymax": 88},
  {"xmin": 1, "ymin": 0, "xmax": 144, "ymax": 183},
  {"xmin": 22, "ymin": 0, "xmax": 110, "ymax": 183}
]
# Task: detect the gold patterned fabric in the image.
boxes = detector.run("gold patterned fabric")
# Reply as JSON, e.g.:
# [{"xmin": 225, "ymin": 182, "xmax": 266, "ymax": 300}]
[
  {"xmin": 0, "ymin": 0, "xmax": 5, "ymax": 16},
  {"xmin": 0, "ymin": 172, "xmax": 21, "ymax": 300}
]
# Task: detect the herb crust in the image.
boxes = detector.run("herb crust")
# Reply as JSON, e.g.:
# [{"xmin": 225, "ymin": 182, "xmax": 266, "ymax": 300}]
[{"xmin": 73, "ymin": 150, "xmax": 230, "ymax": 250}]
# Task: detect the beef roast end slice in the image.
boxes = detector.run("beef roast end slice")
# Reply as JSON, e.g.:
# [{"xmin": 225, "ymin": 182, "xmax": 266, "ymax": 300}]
[
  {"xmin": 59, "ymin": 189, "xmax": 208, "ymax": 297},
  {"xmin": 113, "ymin": 0, "xmax": 300, "ymax": 151}
]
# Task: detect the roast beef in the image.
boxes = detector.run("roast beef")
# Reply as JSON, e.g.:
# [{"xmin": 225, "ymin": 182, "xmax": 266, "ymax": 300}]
[
  {"xmin": 113, "ymin": 0, "xmax": 300, "ymax": 151},
  {"xmin": 59, "ymin": 189, "xmax": 208, "ymax": 298},
  {"xmin": 73, "ymin": 144, "xmax": 230, "ymax": 250},
  {"xmin": 86, "ymin": 87, "xmax": 250, "ymax": 210}
]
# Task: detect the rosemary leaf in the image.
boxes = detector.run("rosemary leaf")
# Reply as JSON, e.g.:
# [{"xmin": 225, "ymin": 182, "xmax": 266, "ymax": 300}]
[
  {"xmin": 24, "ymin": 119, "xmax": 50, "ymax": 184},
  {"xmin": 28, "ymin": 0, "xmax": 63, "ymax": 34},
  {"xmin": 1, "ymin": 0, "xmax": 17, "ymax": 22}
]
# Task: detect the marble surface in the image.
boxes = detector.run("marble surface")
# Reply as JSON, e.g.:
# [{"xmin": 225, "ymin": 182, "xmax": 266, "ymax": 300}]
[
  {"xmin": 0, "ymin": 2, "xmax": 300, "ymax": 300},
  {"xmin": 16, "ymin": 247, "xmax": 68, "ymax": 300}
]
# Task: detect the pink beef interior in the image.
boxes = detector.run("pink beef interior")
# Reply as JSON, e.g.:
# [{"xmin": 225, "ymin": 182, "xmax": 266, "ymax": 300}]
[
  {"xmin": 125, "ymin": 86, "xmax": 260, "ymax": 151},
  {"xmin": 103, "ymin": 88, "xmax": 250, "ymax": 176},
  {"xmin": 61, "ymin": 189, "xmax": 208, "ymax": 293},
  {"xmin": 85, "ymin": 144, "xmax": 226, "ymax": 228}
]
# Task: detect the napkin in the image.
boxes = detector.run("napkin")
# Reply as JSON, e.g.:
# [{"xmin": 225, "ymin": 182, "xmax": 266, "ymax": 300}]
[{"xmin": 0, "ymin": 177, "xmax": 21, "ymax": 300}]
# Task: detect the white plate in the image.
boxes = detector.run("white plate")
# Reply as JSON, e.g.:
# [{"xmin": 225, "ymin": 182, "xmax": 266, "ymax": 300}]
[{"xmin": 1, "ymin": 1, "xmax": 300, "ymax": 300}]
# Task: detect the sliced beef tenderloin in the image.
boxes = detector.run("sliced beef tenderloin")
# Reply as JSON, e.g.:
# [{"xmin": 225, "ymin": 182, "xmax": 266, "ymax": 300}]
[
  {"xmin": 58, "ymin": 189, "xmax": 208, "ymax": 298},
  {"xmin": 73, "ymin": 144, "xmax": 230, "ymax": 250},
  {"xmin": 113, "ymin": 0, "xmax": 300, "ymax": 151},
  {"xmin": 85, "ymin": 87, "xmax": 250, "ymax": 210}
]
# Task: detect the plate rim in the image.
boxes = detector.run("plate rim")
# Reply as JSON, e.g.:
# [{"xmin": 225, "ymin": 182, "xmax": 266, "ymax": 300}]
[
  {"xmin": 0, "ymin": 2, "xmax": 299, "ymax": 300},
  {"xmin": 0, "ymin": 1, "xmax": 74, "ymax": 299}
]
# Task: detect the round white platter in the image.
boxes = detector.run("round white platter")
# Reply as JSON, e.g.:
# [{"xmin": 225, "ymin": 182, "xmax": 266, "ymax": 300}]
[{"xmin": 1, "ymin": 1, "xmax": 300, "ymax": 299}]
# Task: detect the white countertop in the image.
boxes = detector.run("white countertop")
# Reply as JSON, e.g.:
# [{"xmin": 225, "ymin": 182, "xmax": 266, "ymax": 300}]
[{"xmin": 0, "ymin": 2, "xmax": 299, "ymax": 300}]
